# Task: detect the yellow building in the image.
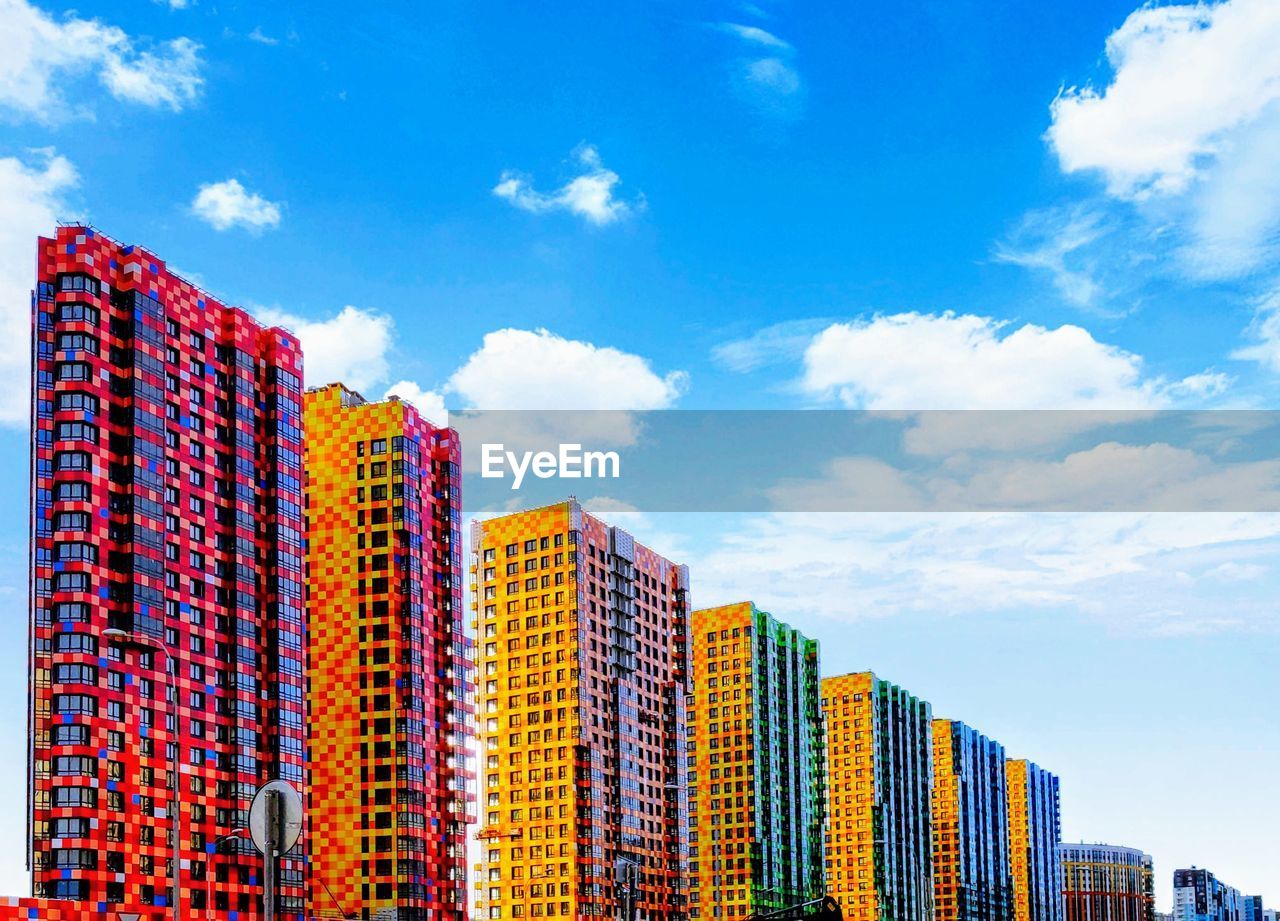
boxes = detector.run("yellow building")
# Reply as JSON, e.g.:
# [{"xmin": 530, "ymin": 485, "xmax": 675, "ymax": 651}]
[
  {"xmin": 932, "ymin": 719, "xmax": 1012, "ymax": 921},
  {"xmin": 687, "ymin": 602, "xmax": 824, "ymax": 920},
  {"xmin": 305, "ymin": 383, "xmax": 471, "ymax": 921},
  {"xmin": 472, "ymin": 499, "xmax": 690, "ymax": 921},
  {"xmin": 823, "ymin": 672, "xmax": 934, "ymax": 921},
  {"xmin": 1006, "ymin": 760, "xmax": 1062, "ymax": 921}
]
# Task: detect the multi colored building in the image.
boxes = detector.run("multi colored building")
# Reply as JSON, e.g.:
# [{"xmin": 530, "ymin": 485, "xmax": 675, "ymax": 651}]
[
  {"xmin": 1060, "ymin": 844, "xmax": 1154, "ymax": 921},
  {"xmin": 471, "ymin": 499, "xmax": 690, "ymax": 921},
  {"xmin": 932, "ymin": 720, "xmax": 1013, "ymax": 921},
  {"xmin": 822, "ymin": 672, "xmax": 934, "ymax": 921},
  {"xmin": 1005, "ymin": 760, "xmax": 1062, "ymax": 921},
  {"xmin": 1173, "ymin": 869, "xmax": 1244, "ymax": 921},
  {"xmin": 686, "ymin": 602, "xmax": 825, "ymax": 920},
  {"xmin": 304, "ymin": 383, "xmax": 472, "ymax": 921},
  {"xmin": 28, "ymin": 224, "xmax": 306, "ymax": 918}
]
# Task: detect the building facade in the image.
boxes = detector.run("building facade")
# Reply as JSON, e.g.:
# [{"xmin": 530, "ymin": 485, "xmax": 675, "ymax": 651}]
[
  {"xmin": 1173, "ymin": 869, "xmax": 1243, "ymax": 921},
  {"xmin": 1060, "ymin": 844, "xmax": 1154, "ymax": 921},
  {"xmin": 28, "ymin": 225, "xmax": 306, "ymax": 918},
  {"xmin": 1005, "ymin": 760, "xmax": 1062, "ymax": 921},
  {"xmin": 1241, "ymin": 897, "xmax": 1264, "ymax": 921},
  {"xmin": 687, "ymin": 602, "xmax": 825, "ymax": 920},
  {"xmin": 472, "ymin": 500, "xmax": 690, "ymax": 921},
  {"xmin": 822, "ymin": 672, "xmax": 934, "ymax": 921},
  {"xmin": 304, "ymin": 383, "xmax": 472, "ymax": 921},
  {"xmin": 932, "ymin": 720, "xmax": 1013, "ymax": 921}
]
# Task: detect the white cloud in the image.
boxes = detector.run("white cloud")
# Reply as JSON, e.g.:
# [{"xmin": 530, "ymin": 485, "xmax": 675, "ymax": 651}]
[
  {"xmin": 1048, "ymin": 0, "xmax": 1280, "ymax": 198},
  {"xmin": 247, "ymin": 27, "xmax": 279, "ymax": 46},
  {"xmin": 0, "ymin": 0, "xmax": 203, "ymax": 120},
  {"xmin": 1231, "ymin": 289, "xmax": 1280, "ymax": 372},
  {"xmin": 384, "ymin": 380, "xmax": 448, "ymax": 427},
  {"xmin": 711, "ymin": 318, "xmax": 833, "ymax": 372},
  {"xmin": 256, "ymin": 305, "xmax": 392, "ymax": 393},
  {"xmin": 156, "ymin": 0, "xmax": 190, "ymax": 8},
  {"xmin": 800, "ymin": 312, "xmax": 1223, "ymax": 410},
  {"xmin": 493, "ymin": 146, "xmax": 639, "ymax": 226},
  {"xmin": 715, "ymin": 18, "xmax": 802, "ymax": 115},
  {"xmin": 1039, "ymin": 0, "xmax": 1280, "ymax": 282},
  {"xmin": 993, "ymin": 206, "xmax": 1109, "ymax": 310},
  {"xmin": 0, "ymin": 149, "xmax": 78, "ymax": 426},
  {"xmin": 744, "ymin": 57, "xmax": 801, "ymax": 97},
  {"xmin": 191, "ymin": 179, "xmax": 283, "ymax": 232},
  {"xmin": 687, "ymin": 511, "xmax": 1280, "ymax": 635},
  {"xmin": 447, "ymin": 328, "xmax": 686, "ymax": 409},
  {"xmin": 717, "ymin": 22, "xmax": 791, "ymax": 50}
]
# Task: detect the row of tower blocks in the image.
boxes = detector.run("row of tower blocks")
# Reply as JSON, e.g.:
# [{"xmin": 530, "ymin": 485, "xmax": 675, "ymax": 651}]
[{"xmin": 11, "ymin": 223, "xmax": 1263, "ymax": 921}]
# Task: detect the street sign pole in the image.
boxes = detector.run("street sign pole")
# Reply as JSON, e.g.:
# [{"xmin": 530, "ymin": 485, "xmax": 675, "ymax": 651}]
[
  {"xmin": 264, "ymin": 789, "xmax": 278, "ymax": 921},
  {"xmin": 248, "ymin": 780, "xmax": 301, "ymax": 921}
]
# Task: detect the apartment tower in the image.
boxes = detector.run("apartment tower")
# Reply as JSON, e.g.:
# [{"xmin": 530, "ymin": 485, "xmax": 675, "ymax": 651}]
[
  {"xmin": 822, "ymin": 672, "xmax": 934, "ymax": 921},
  {"xmin": 687, "ymin": 602, "xmax": 825, "ymax": 920},
  {"xmin": 28, "ymin": 225, "xmax": 306, "ymax": 918},
  {"xmin": 932, "ymin": 720, "xmax": 1013, "ymax": 921},
  {"xmin": 1005, "ymin": 760, "xmax": 1063, "ymax": 921},
  {"xmin": 1060, "ymin": 844, "xmax": 1155, "ymax": 921},
  {"xmin": 472, "ymin": 499, "xmax": 690, "ymax": 921},
  {"xmin": 304, "ymin": 383, "xmax": 472, "ymax": 921}
]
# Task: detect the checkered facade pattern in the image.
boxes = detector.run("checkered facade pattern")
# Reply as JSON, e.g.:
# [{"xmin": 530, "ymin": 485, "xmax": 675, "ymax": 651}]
[
  {"xmin": 932, "ymin": 720, "xmax": 1013, "ymax": 921},
  {"xmin": 823, "ymin": 672, "xmax": 934, "ymax": 921},
  {"xmin": 304, "ymin": 384, "xmax": 472, "ymax": 921},
  {"xmin": 687, "ymin": 602, "xmax": 825, "ymax": 920},
  {"xmin": 0, "ymin": 895, "xmax": 166, "ymax": 921},
  {"xmin": 1006, "ymin": 761, "xmax": 1062, "ymax": 921},
  {"xmin": 29, "ymin": 225, "xmax": 307, "ymax": 919},
  {"xmin": 471, "ymin": 500, "xmax": 690, "ymax": 921}
]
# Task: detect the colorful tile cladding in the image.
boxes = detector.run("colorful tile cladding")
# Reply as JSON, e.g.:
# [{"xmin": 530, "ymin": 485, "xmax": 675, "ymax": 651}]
[
  {"xmin": 687, "ymin": 602, "xmax": 826, "ymax": 921},
  {"xmin": 29, "ymin": 225, "xmax": 306, "ymax": 919},
  {"xmin": 471, "ymin": 499, "xmax": 690, "ymax": 921},
  {"xmin": 304, "ymin": 383, "xmax": 472, "ymax": 921}
]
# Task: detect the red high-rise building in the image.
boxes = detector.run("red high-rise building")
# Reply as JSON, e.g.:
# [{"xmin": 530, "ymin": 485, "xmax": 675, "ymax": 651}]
[{"xmin": 27, "ymin": 225, "xmax": 307, "ymax": 920}]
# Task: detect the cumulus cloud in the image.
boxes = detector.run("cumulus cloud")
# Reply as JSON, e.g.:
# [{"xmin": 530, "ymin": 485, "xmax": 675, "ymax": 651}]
[
  {"xmin": 493, "ymin": 146, "xmax": 639, "ymax": 226},
  {"xmin": 1039, "ymin": 0, "xmax": 1280, "ymax": 282},
  {"xmin": 192, "ymin": 179, "xmax": 283, "ymax": 233},
  {"xmin": 0, "ymin": 0, "xmax": 203, "ymax": 119},
  {"xmin": 1048, "ymin": 0, "xmax": 1280, "ymax": 198},
  {"xmin": 256, "ymin": 305, "xmax": 392, "ymax": 393},
  {"xmin": 384, "ymin": 380, "xmax": 448, "ymax": 427},
  {"xmin": 447, "ymin": 328, "xmax": 686, "ymax": 409},
  {"xmin": 799, "ymin": 312, "xmax": 1225, "ymax": 410},
  {"xmin": 0, "ymin": 150, "xmax": 78, "ymax": 426}
]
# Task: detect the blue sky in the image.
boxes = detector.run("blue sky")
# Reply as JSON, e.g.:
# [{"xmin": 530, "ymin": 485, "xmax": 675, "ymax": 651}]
[{"xmin": 1, "ymin": 0, "xmax": 1279, "ymax": 908}]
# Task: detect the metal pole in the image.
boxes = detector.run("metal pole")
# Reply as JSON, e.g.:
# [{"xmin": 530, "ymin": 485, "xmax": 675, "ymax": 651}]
[
  {"xmin": 264, "ymin": 790, "xmax": 278, "ymax": 921},
  {"xmin": 173, "ymin": 785, "xmax": 181, "ymax": 921}
]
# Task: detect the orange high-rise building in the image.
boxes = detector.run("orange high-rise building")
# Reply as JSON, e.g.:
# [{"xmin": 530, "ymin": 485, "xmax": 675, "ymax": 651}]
[
  {"xmin": 687, "ymin": 602, "xmax": 825, "ymax": 920},
  {"xmin": 1006, "ymin": 760, "xmax": 1062, "ymax": 921},
  {"xmin": 471, "ymin": 499, "xmax": 690, "ymax": 921},
  {"xmin": 822, "ymin": 672, "xmax": 934, "ymax": 921},
  {"xmin": 305, "ymin": 384, "xmax": 473, "ymax": 921}
]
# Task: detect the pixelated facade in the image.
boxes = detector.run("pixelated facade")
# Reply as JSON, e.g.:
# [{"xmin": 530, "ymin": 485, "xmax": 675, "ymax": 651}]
[
  {"xmin": 28, "ymin": 225, "xmax": 306, "ymax": 919},
  {"xmin": 1006, "ymin": 760, "xmax": 1062, "ymax": 921},
  {"xmin": 471, "ymin": 499, "xmax": 690, "ymax": 921},
  {"xmin": 304, "ymin": 383, "xmax": 472, "ymax": 921},
  {"xmin": 1060, "ymin": 845, "xmax": 1154, "ymax": 921},
  {"xmin": 823, "ymin": 672, "xmax": 934, "ymax": 921},
  {"xmin": 686, "ymin": 602, "xmax": 825, "ymax": 920},
  {"xmin": 932, "ymin": 720, "xmax": 1013, "ymax": 921}
]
